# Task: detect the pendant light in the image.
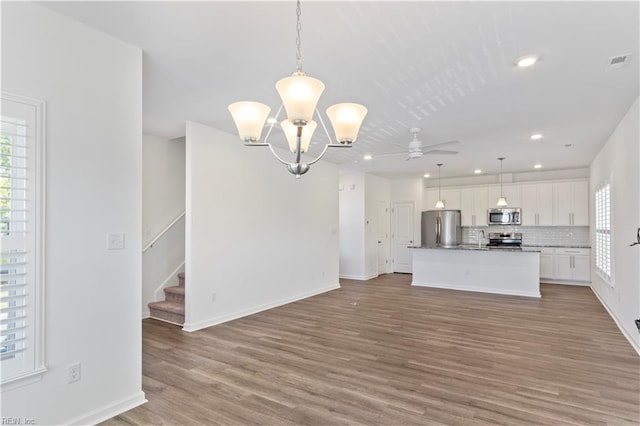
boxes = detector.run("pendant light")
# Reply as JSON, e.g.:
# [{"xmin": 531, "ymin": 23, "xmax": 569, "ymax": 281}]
[
  {"xmin": 435, "ymin": 163, "xmax": 445, "ymax": 209},
  {"xmin": 496, "ymin": 157, "xmax": 508, "ymax": 207}
]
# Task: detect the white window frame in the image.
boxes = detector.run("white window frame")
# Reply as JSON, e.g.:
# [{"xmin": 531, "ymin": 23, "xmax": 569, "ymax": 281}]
[
  {"xmin": 594, "ymin": 178, "xmax": 612, "ymax": 285},
  {"xmin": 1, "ymin": 92, "xmax": 47, "ymax": 389}
]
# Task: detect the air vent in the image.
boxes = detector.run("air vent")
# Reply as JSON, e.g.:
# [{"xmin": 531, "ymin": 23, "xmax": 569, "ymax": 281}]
[{"xmin": 606, "ymin": 53, "xmax": 632, "ymax": 71}]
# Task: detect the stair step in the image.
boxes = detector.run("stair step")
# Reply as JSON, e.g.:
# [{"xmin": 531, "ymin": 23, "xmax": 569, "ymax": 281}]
[
  {"xmin": 164, "ymin": 286, "xmax": 185, "ymax": 303},
  {"xmin": 148, "ymin": 301, "xmax": 185, "ymax": 325}
]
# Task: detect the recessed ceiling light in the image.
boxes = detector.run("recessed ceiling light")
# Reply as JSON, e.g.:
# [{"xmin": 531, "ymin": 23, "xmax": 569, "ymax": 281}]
[
  {"xmin": 423, "ymin": 173, "xmax": 431, "ymax": 178},
  {"xmin": 363, "ymin": 154, "xmax": 372, "ymax": 160},
  {"xmin": 534, "ymin": 164, "xmax": 543, "ymax": 169},
  {"xmin": 474, "ymin": 169, "xmax": 482, "ymax": 174},
  {"xmin": 516, "ymin": 55, "xmax": 539, "ymax": 68},
  {"xmin": 530, "ymin": 133, "xmax": 543, "ymax": 140}
]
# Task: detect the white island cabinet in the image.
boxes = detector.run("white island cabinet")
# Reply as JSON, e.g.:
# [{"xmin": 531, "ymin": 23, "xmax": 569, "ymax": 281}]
[{"xmin": 412, "ymin": 247, "xmax": 541, "ymax": 298}]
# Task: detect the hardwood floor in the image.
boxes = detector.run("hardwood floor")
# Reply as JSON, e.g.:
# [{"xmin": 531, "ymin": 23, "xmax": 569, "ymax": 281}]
[{"xmin": 103, "ymin": 275, "xmax": 640, "ymax": 425}]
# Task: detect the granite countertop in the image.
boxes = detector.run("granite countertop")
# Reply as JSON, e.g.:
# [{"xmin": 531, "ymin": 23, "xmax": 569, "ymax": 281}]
[
  {"xmin": 521, "ymin": 244, "xmax": 591, "ymax": 248},
  {"xmin": 411, "ymin": 245, "xmax": 539, "ymax": 253}
]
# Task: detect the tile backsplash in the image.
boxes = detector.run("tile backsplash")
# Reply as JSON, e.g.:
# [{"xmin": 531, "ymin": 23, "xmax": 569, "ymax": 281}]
[{"xmin": 463, "ymin": 226, "xmax": 590, "ymax": 247}]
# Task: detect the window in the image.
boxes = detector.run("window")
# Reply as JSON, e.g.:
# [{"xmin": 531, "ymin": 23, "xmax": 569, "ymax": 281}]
[
  {"xmin": 595, "ymin": 180, "xmax": 611, "ymax": 284},
  {"xmin": 1, "ymin": 92, "xmax": 46, "ymax": 387}
]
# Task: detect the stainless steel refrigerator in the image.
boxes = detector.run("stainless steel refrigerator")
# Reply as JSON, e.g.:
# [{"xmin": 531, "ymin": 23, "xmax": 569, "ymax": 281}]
[{"xmin": 421, "ymin": 210, "xmax": 462, "ymax": 247}]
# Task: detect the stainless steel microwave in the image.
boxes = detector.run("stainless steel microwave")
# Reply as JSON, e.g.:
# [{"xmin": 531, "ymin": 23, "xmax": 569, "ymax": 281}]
[{"xmin": 488, "ymin": 208, "xmax": 521, "ymax": 225}]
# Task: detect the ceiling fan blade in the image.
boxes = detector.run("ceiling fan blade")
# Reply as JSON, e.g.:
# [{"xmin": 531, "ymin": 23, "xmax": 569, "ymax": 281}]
[
  {"xmin": 419, "ymin": 140, "xmax": 460, "ymax": 150},
  {"xmin": 375, "ymin": 151, "xmax": 408, "ymax": 158},
  {"xmin": 422, "ymin": 149, "xmax": 459, "ymax": 155}
]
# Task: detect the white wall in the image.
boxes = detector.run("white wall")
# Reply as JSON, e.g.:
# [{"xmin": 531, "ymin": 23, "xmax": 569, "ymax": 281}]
[
  {"xmin": 339, "ymin": 173, "xmax": 366, "ymax": 279},
  {"xmin": 143, "ymin": 134, "xmax": 185, "ymax": 244},
  {"xmin": 1, "ymin": 3, "xmax": 144, "ymax": 424},
  {"xmin": 142, "ymin": 134, "xmax": 185, "ymax": 316},
  {"xmin": 590, "ymin": 97, "xmax": 640, "ymax": 354},
  {"xmin": 365, "ymin": 174, "xmax": 391, "ymax": 277},
  {"xmin": 184, "ymin": 122, "xmax": 340, "ymax": 331}
]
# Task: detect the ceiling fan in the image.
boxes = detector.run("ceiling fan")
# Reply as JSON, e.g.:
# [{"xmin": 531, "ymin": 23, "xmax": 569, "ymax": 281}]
[{"xmin": 376, "ymin": 127, "xmax": 459, "ymax": 161}]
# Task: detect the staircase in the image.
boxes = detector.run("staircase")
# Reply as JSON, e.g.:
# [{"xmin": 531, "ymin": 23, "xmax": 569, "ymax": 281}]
[{"xmin": 148, "ymin": 272, "xmax": 185, "ymax": 325}]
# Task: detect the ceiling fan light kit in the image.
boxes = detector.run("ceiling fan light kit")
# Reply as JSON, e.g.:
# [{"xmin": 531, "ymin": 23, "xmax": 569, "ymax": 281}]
[{"xmin": 227, "ymin": 0, "xmax": 367, "ymax": 178}]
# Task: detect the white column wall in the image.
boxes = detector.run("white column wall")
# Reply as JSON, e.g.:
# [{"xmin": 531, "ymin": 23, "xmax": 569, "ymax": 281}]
[
  {"xmin": 590, "ymin": 97, "xmax": 640, "ymax": 354},
  {"xmin": 184, "ymin": 122, "xmax": 340, "ymax": 331},
  {"xmin": 339, "ymin": 173, "xmax": 366, "ymax": 279},
  {"xmin": 1, "ymin": 3, "xmax": 144, "ymax": 424}
]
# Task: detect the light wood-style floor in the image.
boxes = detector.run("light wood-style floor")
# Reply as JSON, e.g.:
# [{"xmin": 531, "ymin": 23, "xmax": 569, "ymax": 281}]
[{"xmin": 104, "ymin": 274, "xmax": 640, "ymax": 425}]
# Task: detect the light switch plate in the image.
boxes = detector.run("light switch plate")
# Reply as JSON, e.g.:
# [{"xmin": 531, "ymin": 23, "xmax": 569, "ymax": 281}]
[{"xmin": 107, "ymin": 233, "xmax": 125, "ymax": 250}]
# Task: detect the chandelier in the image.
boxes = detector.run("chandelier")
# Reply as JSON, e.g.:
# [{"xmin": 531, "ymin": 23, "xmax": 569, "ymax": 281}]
[{"xmin": 228, "ymin": 0, "xmax": 368, "ymax": 178}]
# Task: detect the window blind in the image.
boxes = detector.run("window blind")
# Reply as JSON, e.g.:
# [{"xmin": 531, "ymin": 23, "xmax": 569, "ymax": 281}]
[
  {"xmin": 595, "ymin": 182, "xmax": 611, "ymax": 283},
  {"xmin": 1, "ymin": 94, "xmax": 45, "ymax": 385}
]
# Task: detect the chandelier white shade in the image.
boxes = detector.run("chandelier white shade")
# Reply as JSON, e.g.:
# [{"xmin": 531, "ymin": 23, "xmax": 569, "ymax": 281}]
[
  {"xmin": 326, "ymin": 103, "xmax": 368, "ymax": 144},
  {"xmin": 275, "ymin": 74, "xmax": 325, "ymax": 124},
  {"xmin": 227, "ymin": 0, "xmax": 367, "ymax": 178},
  {"xmin": 227, "ymin": 101, "xmax": 271, "ymax": 142},
  {"xmin": 281, "ymin": 119, "xmax": 316, "ymax": 153}
]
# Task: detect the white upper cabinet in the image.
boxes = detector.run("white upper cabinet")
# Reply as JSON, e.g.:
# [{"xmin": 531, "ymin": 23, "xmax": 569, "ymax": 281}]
[
  {"xmin": 461, "ymin": 187, "xmax": 488, "ymax": 226},
  {"xmin": 552, "ymin": 181, "xmax": 589, "ymax": 226},
  {"xmin": 520, "ymin": 183, "xmax": 553, "ymax": 226}
]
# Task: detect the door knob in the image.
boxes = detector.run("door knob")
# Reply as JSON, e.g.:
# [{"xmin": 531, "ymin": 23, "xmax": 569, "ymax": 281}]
[
  {"xmin": 631, "ymin": 227, "xmax": 640, "ymax": 247},
  {"xmin": 409, "ymin": 240, "xmax": 413, "ymax": 243},
  {"xmin": 378, "ymin": 241, "xmax": 382, "ymax": 244}
]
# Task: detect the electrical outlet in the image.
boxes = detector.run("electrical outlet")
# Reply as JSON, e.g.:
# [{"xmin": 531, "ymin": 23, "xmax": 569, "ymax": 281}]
[{"xmin": 68, "ymin": 363, "xmax": 81, "ymax": 383}]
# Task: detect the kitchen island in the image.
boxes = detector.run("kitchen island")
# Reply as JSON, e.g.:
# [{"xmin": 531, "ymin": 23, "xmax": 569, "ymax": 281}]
[{"xmin": 411, "ymin": 246, "xmax": 541, "ymax": 298}]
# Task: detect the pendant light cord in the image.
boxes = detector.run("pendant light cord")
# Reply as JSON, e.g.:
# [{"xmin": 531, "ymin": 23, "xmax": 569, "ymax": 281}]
[
  {"xmin": 437, "ymin": 163, "xmax": 443, "ymax": 200},
  {"xmin": 295, "ymin": 0, "xmax": 303, "ymax": 73}
]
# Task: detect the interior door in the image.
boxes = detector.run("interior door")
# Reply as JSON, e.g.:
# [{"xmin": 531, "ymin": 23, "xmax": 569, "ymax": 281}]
[
  {"xmin": 392, "ymin": 201, "xmax": 415, "ymax": 273},
  {"xmin": 376, "ymin": 201, "xmax": 390, "ymax": 274}
]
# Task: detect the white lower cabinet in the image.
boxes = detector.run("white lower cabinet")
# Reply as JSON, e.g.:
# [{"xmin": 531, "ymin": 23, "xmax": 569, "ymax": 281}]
[
  {"xmin": 538, "ymin": 248, "xmax": 554, "ymax": 279},
  {"xmin": 555, "ymin": 248, "xmax": 591, "ymax": 282},
  {"xmin": 530, "ymin": 247, "xmax": 591, "ymax": 284}
]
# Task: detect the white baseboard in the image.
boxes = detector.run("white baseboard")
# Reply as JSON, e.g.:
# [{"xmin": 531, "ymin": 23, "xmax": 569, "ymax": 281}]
[
  {"xmin": 183, "ymin": 283, "xmax": 340, "ymax": 332},
  {"xmin": 67, "ymin": 391, "xmax": 147, "ymax": 425},
  {"xmin": 339, "ymin": 274, "xmax": 378, "ymax": 281},
  {"xmin": 591, "ymin": 286, "xmax": 640, "ymax": 356},
  {"xmin": 411, "ymin": 280, "xmax": 541, "ymax": 298},
  {"xmin": 540, "ymin": 279, "xmax": 591, "ymax": 286}
]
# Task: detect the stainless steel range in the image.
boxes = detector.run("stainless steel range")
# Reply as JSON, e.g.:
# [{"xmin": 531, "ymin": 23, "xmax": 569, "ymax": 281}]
[{"xmin": 487, "ymin": 232, "xmax": 523, "ymax": 248}]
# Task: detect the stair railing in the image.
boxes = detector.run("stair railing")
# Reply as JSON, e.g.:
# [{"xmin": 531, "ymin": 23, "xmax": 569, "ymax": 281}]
[{"xmin": 142, "ymin": 210, "xmax": 185, "ymax": 252}]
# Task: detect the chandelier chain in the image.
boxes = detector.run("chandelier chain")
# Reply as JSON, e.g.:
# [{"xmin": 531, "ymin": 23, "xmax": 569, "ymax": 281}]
[{"xmin": 295, "ymin": 0, "xmax": 303, "ymax": 73}]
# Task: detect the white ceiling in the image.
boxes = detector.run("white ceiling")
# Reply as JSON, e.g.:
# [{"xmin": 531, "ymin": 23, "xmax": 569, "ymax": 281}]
[{"xmin": 43, "ymin": 1, "xmax": 639, "ymax": 179}]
